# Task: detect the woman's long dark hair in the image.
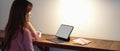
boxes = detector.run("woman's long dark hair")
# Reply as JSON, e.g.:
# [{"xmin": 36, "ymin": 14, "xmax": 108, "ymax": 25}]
[{"xmin": 3, "ymin": 0, "xmax": 33, "ymax": 50}]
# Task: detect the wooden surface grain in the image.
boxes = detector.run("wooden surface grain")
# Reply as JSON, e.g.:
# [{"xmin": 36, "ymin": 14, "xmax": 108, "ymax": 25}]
[{"xmin": 0, "ymin": 30, "xmax": 120, "ymax": 51}]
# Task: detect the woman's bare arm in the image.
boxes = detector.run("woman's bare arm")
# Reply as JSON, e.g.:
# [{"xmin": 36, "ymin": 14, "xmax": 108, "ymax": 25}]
[{"xmin": 26, "ymin": 22, "xmax": 37, "ymax": 34}]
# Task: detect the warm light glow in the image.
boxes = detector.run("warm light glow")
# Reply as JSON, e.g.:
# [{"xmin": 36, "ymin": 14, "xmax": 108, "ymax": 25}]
[{"xmin": 60, "ymin": 0, "xmax": 95, "ymax": 27}]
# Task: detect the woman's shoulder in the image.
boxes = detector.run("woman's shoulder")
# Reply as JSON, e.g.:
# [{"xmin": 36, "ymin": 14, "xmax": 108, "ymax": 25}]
[
  {"xmin": 22, "ymin": 27, "xmax": 31, "ymax": 36},
  {"xmin": 23, "ymin": 27, "xmax": 30, "ymax": 33},
  {"xmin": 15, "ymin": 27, "xmax": 30, "ymax": 36},
  {"xmin": 22, "ymin": 28, "xmax": 32, "ymax": 40}
]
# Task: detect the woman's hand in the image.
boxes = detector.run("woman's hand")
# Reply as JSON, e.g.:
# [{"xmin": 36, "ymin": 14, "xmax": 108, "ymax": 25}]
[{"xmin": 37, "ymin": 31, "xmax": 42, "ymax": 37}]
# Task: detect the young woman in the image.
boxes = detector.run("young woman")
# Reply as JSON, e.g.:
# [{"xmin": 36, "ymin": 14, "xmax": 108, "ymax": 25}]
[{"xmin": 3, "ymin": 0, "xmax": 40, "ymax": 51}]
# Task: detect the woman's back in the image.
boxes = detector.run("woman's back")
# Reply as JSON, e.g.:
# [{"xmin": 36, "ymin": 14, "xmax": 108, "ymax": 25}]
[{"xmin": 8, "ymin": 28, "xmax": 34, "ymax": 51}]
